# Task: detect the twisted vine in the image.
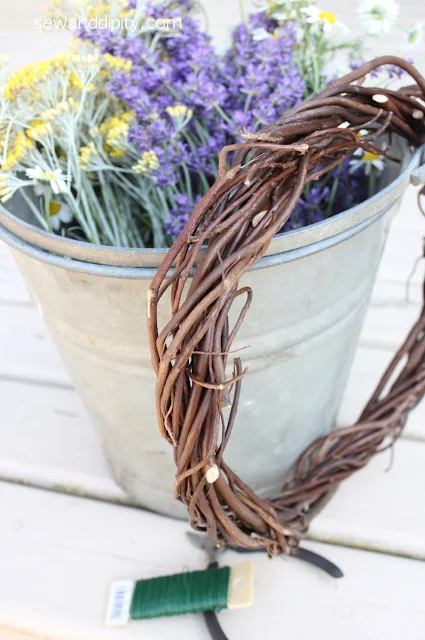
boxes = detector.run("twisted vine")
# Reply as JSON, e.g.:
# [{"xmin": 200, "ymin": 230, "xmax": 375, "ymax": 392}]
[{"xmin": 148, "ymin": 56, "xmax": 425, "ymax": 554}]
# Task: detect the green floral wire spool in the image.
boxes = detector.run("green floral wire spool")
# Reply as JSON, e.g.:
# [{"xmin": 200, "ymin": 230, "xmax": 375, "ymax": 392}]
[
  {"xmin": 105, "ymin": 562, "xmax": 253, "ymax": 625},
  {"xmin": 130, "ymin": 566, "xmax": 231, "ymax": 619}
]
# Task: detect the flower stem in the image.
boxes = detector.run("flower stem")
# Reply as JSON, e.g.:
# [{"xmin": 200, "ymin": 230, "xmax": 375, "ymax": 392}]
[{"xmin": 44, "ymin": 187, "xmax": 53, "ymax": 233}]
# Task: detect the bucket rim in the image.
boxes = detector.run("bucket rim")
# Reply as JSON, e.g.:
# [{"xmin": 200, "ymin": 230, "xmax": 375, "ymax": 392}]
[
  {"xmin": 0, "ymin": 140, "xmax": 423, "ymax": 272},
  {"xmin": 0, "ymin": 200, "xmax": 396, "ymax": 279}
]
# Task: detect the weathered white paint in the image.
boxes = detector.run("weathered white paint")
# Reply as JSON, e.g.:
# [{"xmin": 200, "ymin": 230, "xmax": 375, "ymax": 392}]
[{"xmin": 1, "ymin": 482, "xmax": 424, "ymax": 640}]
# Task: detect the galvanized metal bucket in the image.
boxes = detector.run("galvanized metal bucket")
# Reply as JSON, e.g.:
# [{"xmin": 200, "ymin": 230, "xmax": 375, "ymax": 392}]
[{"xmin": 0, "ymin": 138, "xmax": 423, "ymax": 519}]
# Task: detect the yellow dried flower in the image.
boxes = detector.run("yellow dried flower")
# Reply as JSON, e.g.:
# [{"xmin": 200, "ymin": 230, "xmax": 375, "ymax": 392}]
[
  {"xmin": 99, "ymin": 111, "xmax": 133, "ymax": 156},
  {"xmin": 0, "ymin": 171, "xmax": 11, "ymax": 188},
  {"xmin": 0, "ymin": 185, "xmax": 13, "ymax": 201},
  {"xmin": 5, "ymin": 55, "xmax": 69, "ymax": 99},
  {"xmin": 132, "ymin": 150, "xmax": 160, "ymax": 174},
  {"xmin": 39, "ymin": 97, "xmax": 77, "ymax": 122},
  {"xmin": 119, "ymin": 8, "xmax": 136, "ymax": 23},
  {"xmin": 103, "ymin": 53, "xmax": 132, "ymax": 75},
  {"xmin": 166, "ymin": 105, "xmax": 193, "ymax": 121},
  {"xmin": 79, "ymin": 141, "xmax": 97, "ymax": 169},
  {"xmin": 27, "ymin": 123, "xmax": 52, "ymax": 141},
  {"xmin": 69, "ymin": 70, "xmax": 95, "ymax": 92},
  {"xmin": 87, "ymin": 3, "xmax": 113, "ymax": 20},
  {"xmin": 2, "ymin": 132, "xmax": 33, "ymax": 170},
  {"xmin": 109, "ymin": 147, "xmax": 126, "ymax": 159}
]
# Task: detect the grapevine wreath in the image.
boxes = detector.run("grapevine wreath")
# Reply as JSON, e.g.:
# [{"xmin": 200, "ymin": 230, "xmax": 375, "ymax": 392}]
[{"xmin": 147, "ymin": 56, "xmax": 425, "ymax": 555}]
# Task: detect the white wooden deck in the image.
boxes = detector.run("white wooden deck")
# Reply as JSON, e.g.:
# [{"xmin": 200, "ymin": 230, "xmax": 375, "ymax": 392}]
[{"xmin": 0, "ymin": 184, "xmax": 424, "ymax": 639}]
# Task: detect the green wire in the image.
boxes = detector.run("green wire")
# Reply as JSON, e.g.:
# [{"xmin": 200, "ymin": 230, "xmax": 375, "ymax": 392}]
[{"xmin": 130, "ymin": 566, "xmax": 231, "ymax": 620}]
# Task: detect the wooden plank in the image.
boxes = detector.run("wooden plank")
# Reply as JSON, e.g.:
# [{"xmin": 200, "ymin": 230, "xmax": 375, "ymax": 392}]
[
  {"xmin": 0, "ymin": 379, "xmax": 128, "ymax": 504},
  {"xmin": 359, "ymin": 280, "xmax": 423, "ymax": 352},
  {"xmin": 366, "ymin": 185, "xmax": 425, "ymax": 288},
  {"xmin": 377, "ymin": 221, "xmax": 425, "ymax": 286},
  {"xmin": 310, "ymin": 438, "xmax": 425, "ymax": 560},
  {"xmin": 0, "ymin": 243, "xmax": 31, "ymax": 305},
  {"xmin": 0, "ymin": 481, "xmax": 424, "ymax": 640},
  {"xmin": 338, "ymin": 345, "xmax": 425, "ymax": 441},
  {"xmin": 0, "ymin": 377, "xmax": 423, "ymax": 560},
  {"xmin": 0, "ymin": 304, "xmax": 70, "ymax": 387},
  {"xmin": 391, "ymin": 185, "xmax": 425, "ymax": 233}
]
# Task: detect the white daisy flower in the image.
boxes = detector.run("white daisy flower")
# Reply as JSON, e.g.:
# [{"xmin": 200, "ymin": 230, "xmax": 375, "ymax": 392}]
[
  {"xmin": 25, "ymin": 166, "xmax": 68, "ymax": 194},
  {"xmin": 357, "ymin": 0, "xmax": 400, "ymax": 34},
  {"xmin": 256, "ymin": 0, "xmax": 296, "ymax": 20},
  {"xmin": 252, "ymin": 27, "xmax": 272, "ymax": 41},
  {"xmin": 349, "ymin": 149, "xmax": 385, "ymax": 175},
  {"xmin": 48, "ymin": 200, "xmax": 73, "ymax": 231},
  {"xmin": 300, "ymin": 7, "xmax": 348, "ymax": 33}
]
